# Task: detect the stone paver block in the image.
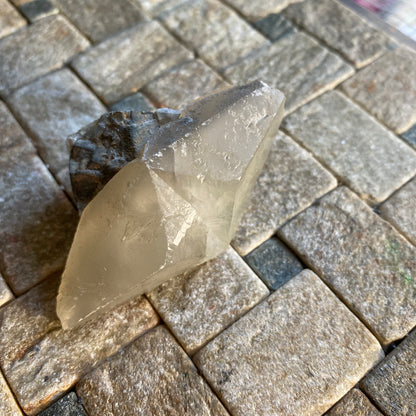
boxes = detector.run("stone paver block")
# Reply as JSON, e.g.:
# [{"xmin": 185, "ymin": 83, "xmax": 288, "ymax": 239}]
[
  {"xmin": 0, "ymin": 273, "xmax": 13, "ymax": 308},
  {"xmin": 143, "ymin": 60, "xmax": 228, "ymax": 109},
  {"xmin": 232, "ymin": 132, "xmax": 336, "ymax": 256},
  {"xmin": 402, "ymin": 124, "xmax": 416, "ymax": 150},
  {"xmin": 54, "ymin": 0, "xmax": 145, "ymax": 42},
  {"xmin": 245, "ymin": 237, "xmax": 303, "ymax": 290},
  {"xmin": 7, "ymin": 69, "xmax": 106, "ymax": 190},
  {"xmin": 110, "ymin": 91, "xmax": 155, "ymax": 112},
  {"xmin": 0, "ymin": 15, "xmax": 89, "ymax": 96},
  {"xmin": 224, "ymin": 31, "xmax": 354, "ymax": 113},
  {"xmin": 159, "ymin": 0, "xmax": 268, "ymax": 71},
  {"xmin": 19, "ymin": 0, "xmax": 58, "ymax": 22},
  {"xmin": 283, "ymin": 91, "xmax": 416, "ymax": 204},
  {"xmin": 0, "ymin": 100, "xmax": 36, "ymax": 159},
  {"xmin": 380, "ymin": 177, "xmax": 416, "ymax": 246},
  {"xmin": 341, "ymin": 46, "xmax": 416, "ymax": 133},
  {"xmin": 253, "ymin": 13, "xmax": 297, "ymax": 42},
  {"xmin": 326, "ymin": 389, "xmax": 382, "ymax": 416},
  {"xmin": 0, "ymin": 155, "xmax": 77, "ymax": 294},
  {"xmin": 194, "ymin": 269, "xmax": 383, "ymax": 416},
  {"xmin": 0, "ymin": 370, "xmax": 22, "ymax": 416},
  {"xmin": 0, "ymin": 278, "xmax": 159, "ymax": 415},
  {"xmin": 38, "ymin": 392, "xmax": 87, "ymax": 416},
  {"xmin": 72, "ymin": 20, "xmax": 193, "ymax": 105},
  {"xmin": 148, "ymin": 247, "xmax": 269, "ymax": 354},
  {"xmin": 279, "ymin": 186, "xmax": 416, "ymax": 345},
  {"xmin": 77, "ymin": 325, "xmax": 229, "ymax": 416},
  {"xmin": 361, "ymin": 328, "xmax": 416, "ymax": 415},
  {"xmin": 0, "ymin": 0, "xmax": 26, "ymax": 39},
  {"xmin": 223, "ymin": 0, "xmax": 302, "ymax": 21},
  {"xmin": 285, "ymin": 0, "xmax": 391, "ymax": 68}
]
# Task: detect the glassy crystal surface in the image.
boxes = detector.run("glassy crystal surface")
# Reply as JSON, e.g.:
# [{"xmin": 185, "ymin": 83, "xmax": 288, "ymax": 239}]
[{"xmin": 57, "ymin": 81, "xmax": 285, "ymax": 329}]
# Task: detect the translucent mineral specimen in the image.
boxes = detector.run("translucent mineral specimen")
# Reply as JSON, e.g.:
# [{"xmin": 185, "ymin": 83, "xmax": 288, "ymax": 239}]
[{"xmin": 57, "ymin": 81, "xmax": 285, "ymax": 329}]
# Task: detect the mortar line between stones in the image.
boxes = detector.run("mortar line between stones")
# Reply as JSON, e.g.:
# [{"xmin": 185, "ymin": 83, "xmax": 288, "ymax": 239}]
[{"xmin": 9, "ymin": 1, "xmax": 30, "ymax": 26}]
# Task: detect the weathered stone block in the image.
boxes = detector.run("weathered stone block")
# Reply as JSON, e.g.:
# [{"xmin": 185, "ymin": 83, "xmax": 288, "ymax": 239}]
[
  {"xmin": 77, "ymin": 326, "xmax": 230, "ymax": 416},
  {"xmin": 0, "ymin": 273, "xmax": 13, "ymax": 308},
  {"xmin": 282, "ymin": 90, "xmax": 416, "ymax": 204},
  {"xmin": 148, "ymin": 247, "xmax": 269, "ymax": 354},
  {"xmin": 0, "ymin": 0, "xmax": 26, "ymax": 39},
  {"xmin": 72, "ymin": 20, "xmax": 193, "ymax": 104},
  {"xmin": 224, "ymin": 31, "xmax": 354, "ymax": 113},
  {"xmin": 253, "ymin": 13, "xmax": 297, "ymax": 42},
  {"xmin": 0, "ymin": 370, "xmax": 22, "ymax": 416},
  {"xmin": 0, "ymin": 15, "xmax": 89, "ymax": 96},
  {"xmin": 279, "ymin": 186, "xmax": 416, "ymax": 345},
  {"xmin": 194, "ymin": 269, "xmax": 383, "ymax": 416},
  {"xmin": 19, "ymin": 0, "xmax": 58, "ymax": 22},
  {"xmin": 232, "ymin": 132, "xmax": 336, "ymax": 255},
  {"xmin": 326, "ymin": 389, "xmax": 382, "ymax": 416},
  {"xmin": 341, "ymin": 47, "xmax": 416, "ymax": 133}
]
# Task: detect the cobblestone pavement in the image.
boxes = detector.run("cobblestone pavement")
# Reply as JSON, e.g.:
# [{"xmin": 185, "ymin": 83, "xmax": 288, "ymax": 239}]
[{"xmin": 1, "ymin": 0, "xmax": 416, "ymax": 415}]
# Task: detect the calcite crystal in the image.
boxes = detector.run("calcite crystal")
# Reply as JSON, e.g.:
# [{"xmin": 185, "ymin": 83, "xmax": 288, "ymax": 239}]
[{"xmin": 57, "ymin": 81, "xmax": 285, "ymax": 329}]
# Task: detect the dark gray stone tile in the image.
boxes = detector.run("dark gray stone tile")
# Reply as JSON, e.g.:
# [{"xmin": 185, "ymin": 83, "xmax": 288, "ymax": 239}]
[
  {"xmin": 110, "ymin": 91, "xmax": 155, "ymax": 112},
  {"xmin": 38, "ymin": 393, "xmax": 87, "ymax": 416},
  {"xmin": 402, "ymin": 124, "xmax": 416, "ymax": 150},
  {"xmin": 253, "ymin": 13, "xmax": 297, "ymax": 42},
  {"xmin": 19, "ymin": 0, "xmax": 58, "ymax": 22},
  {"xmin": 245, "ymin": 237, "xmax": 303, "ymax": 290}
]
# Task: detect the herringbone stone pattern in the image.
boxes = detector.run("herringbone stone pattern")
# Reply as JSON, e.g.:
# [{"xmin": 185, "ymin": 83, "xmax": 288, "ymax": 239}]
[{"xmin": 1, "ymin": 0, "xmax": 415, "ymax": 414}]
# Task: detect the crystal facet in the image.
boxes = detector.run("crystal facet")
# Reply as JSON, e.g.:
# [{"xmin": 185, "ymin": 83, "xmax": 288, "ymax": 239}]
[{"xmin": 57, "ymin": 81, "xmax": 285, "ymax": 329}]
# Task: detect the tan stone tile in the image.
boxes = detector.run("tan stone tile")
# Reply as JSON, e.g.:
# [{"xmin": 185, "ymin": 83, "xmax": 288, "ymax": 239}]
[
  {"xmin": 0, "ymin": 0, "xmax": 26, "ymax": 39},
  {"xmin": 0, "ymin": 370, "xmax": 22, "ymax": 416},
  {"xmin": 77, "ymin": 325, "xmax": 229, "ymax": 416},
  {"xmin": 194, "ymin": 269, "xmax": 383, "ymax": 416},
  {"xmin": 282, "ymin": 91, "xmax": 416, "ymax": 204},
  {"xmin": 231, "ymin": 132, "xmax": 336, "ymax": 256},
  {"xmin": 0, "ymin": 273, "xmax": 13, "ymax": 308},
  {"xmin": 148, "ymin": 247, "xmax": 269, "ymax": 354},
  {"xmin": 279, "ymin": 186, "xmax": 416, "ymax": 345},
  {"xmin": 326, "ymin": 389, "xmax": 382, "ymax": 415}
]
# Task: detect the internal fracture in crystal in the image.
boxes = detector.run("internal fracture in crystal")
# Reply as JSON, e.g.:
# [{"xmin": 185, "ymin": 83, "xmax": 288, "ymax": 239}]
[{"xmin": 57, "ymin": 81, "xmax": 285, "ymax": 329}]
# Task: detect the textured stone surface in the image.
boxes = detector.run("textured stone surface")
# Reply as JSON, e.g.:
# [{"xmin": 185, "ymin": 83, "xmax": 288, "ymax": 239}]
[
  {"xmin": 253, "ymin": 13, "xmax": 297, "ymax": 42},
  {"xmin": 361, "ymin": 328, "xmax": 416, "ymax": 415},
  {"xmin": 224, "ymin": 31, "xmax": 354, "ymax": 113},
  {"xmin": 143, "ymin": 60, "xmax": 228, "ymax": 109},
  {"xmin": 72, "ymin": 20, "xmax": 193, "ymax": 104},
  {"xmin": 282, "ymin": 91, "xmax": 416, "ymax": 204},
  {"xmin": 279, "ymin": 186, "xmax": 416, "ymax": 345},
  {"xmin": 19, "ymin": 0, "xmax": 58, "ymax": 22},
  {"xmin": 0, "ymin": 15, "xmax": 88, "ymax": 96},
  {"xmin": 38, "ymin": 392, "xmax": 87, "ymax": 416},
  {"xmin": 224, "ymin": 0, "xmax": 302, "ymax": 20},
  {"xmin": 285, "ymin": 0, "xmax": 391, "ymax": 68},
  {"xmin": 380, "ymin": 177, "xmax": 416, "ymax": 247},
  {"xmin": 0, "ymin": 155, "xmax": 77, "ymax": 294},
  {"xmin": 326, "ymin": 389, "xmax": 382, "ymax": 416},
  {"xmin": 159, "ymin": 0, "xmax": 268, "ymax": 71},
  {"xmin": 0, "ymin": 370, "xmax": 22, "ymax": 416},
  {"xmin": 54, "ymin": 0, "xmax": 145, "ymax": 42},
  {"xmin": 110, "ymin": 91, "xmax": 155, "ymax": 112},
  {"xmin": 7, "ymin": 69, "xmax": 106, "ymax": 191},
  {"xmin": 341, "ymin": 47, "xmax": 416, "ymax": 133},
  {"xmin": 0, "ymin": 100, "xmax": 36, "ymax": 159},
  {"xmin": 148, "ymin": 247, "xmax": 269, "ymax": 354},
  {"xmin": 77, "ymin": 325, "xmax": 230, "ymax": 416},
  {"xmin": 0, "ymin": 0, "xmax": 26, "ymax": 39},
  {"xmin": 232, "ymin": 132, "xmax": 336, "ymax": 255},
  {"xmin": 245, "ymin": 237, "xmax": 303, "ymax": 290},
  {"xmin": 402, "ymin": 124, "xmax": 416, "ymax": 149},
  {"xmin": 194, "ymin": 269, "xmax": 383, "ymax": 416},
  {"xmin": 0, "ymin": 273, "xmax": 13, "ymax": 308},
  {"xmin": 0, "ymin": 285, "xmax": 159, "ymax": 415}
]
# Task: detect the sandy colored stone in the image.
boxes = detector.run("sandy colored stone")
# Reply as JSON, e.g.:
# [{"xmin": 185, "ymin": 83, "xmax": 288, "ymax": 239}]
[
  {"xmin": 341, "ymin": 47, "xmax": 416, "ymax": 133},
  {"xmin": 194, "ymin": 269, "xmax": 383, "ymax": 416},
  {"xmin": 326, "ymin": 389, "xmax": 382, "ymax": 416},
  {"xmin": 279, "ymin": 186, "xmax": 416, "ymax": 345},
  {"xmin": 38, "ymin": 392, "xmax": 87, "ymax": 416},
  {"xmin": 143, "ymin": 60, "xmax": 228, "ymax": 109},
  {"xmin": 231, "ymin": 132, "xmax": 336, "ymax": 255},
  {"xmin": 282, "ymin": 91, "xmax": 416, "ymax": 204},
  {"xmin": 380, "ymin": 177, "xmax": 416, "ymax": 246},
  {"xmin": 361, "ymin": 328, "xmax": 416, "ymax": 415},
  {"xmin": 77, "ymin": 325, "xmax": 229, "ymax": 416},
  {"xmin": 19, "ymin": 0, "xmax": 58, "ymax": 22},
  {"xmin": 0, "ymin": 370, "xmax": 22, "ymax": 416},
  {"xmin": 0, "ymin": 155, "xmax": 77, "ymax": 294},
  {"xmin": 72, "ymin": 20, "xmax": 193, "ymax": 104},
  {"xmin": 0, "ymin": 0, "xmax": 26, "ymax": 39},
  {"xmin": 7, "ymin": 69, "xmax": 106, "ymax": 191},
  {"xmin": 0, "ymin": 287, "xmax": 159, "ymax": 415},
  {"xmin": 224, "ymin": 31, "xmax": 353, "ymax": 113},
  {"xmin": 148, "ymin": 247, "xmax": 269, "ymax": 354},
  {"xmin": 224, "ymin": 0, "xmax": 303, "ymax": 20},
  {"xmin": 159, "ymin": 0, "xmax": 268, "ymax": 71},
  {"xmin": 0, "ymin": 15, "xmax": 89, "ymax": 96},
  {"xmin": 284, "ymin": 0, "xmax": 391, "ymax": 68},
  {"xmin": 0, "ymin": 273, "xmax": 13, "ymax": 308},
  {"xmin": 54, "ymin": 0, "xmax": 145, "ymax": 42}
]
